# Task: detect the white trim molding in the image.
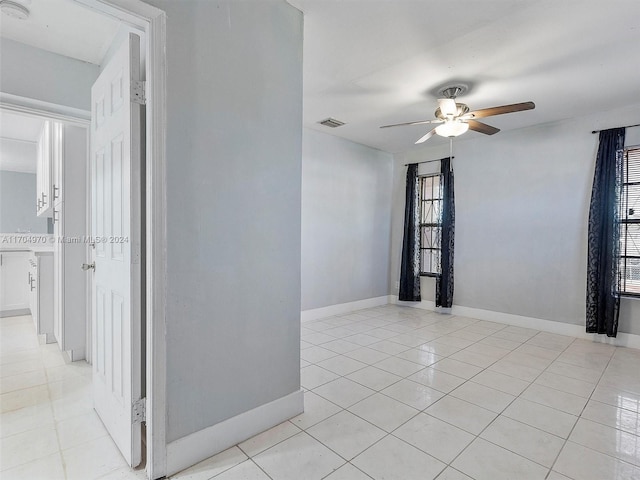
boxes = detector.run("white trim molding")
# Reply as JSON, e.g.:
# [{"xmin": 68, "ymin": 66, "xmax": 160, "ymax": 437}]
[
  {"xmin": 74, "ymin": 1, "xmax": 168, "ymax": 478},
  {"xmin": 390, "ymin": 296, "xmax": 640, "ymax": 350},
  {"xmin": 166, "ymin": 390, "xmax": 304, "ymax": 477},
  {"xmin": 301, "ymin": 295, "xmax": 392, "ymax": 323},
  {"xmin": 0, "ymin": 93, "xmax": 91, "ymax": 124}
]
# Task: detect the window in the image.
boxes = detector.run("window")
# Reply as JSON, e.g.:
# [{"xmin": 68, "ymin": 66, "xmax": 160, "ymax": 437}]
[
  {"xmin": 618, "ymin": 147, "xmax": 640, "ymax": 296},
  {"xmin": 419, "ymin": 174, "xmax": 442, "ymax": 275}
]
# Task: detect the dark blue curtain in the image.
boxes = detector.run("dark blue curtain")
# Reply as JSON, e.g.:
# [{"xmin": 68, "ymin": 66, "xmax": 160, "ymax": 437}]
[
  {"xmin": 399, "ymin": 163, "xmax": 421, "ymax": 302},
  {"xmin": 586, "ymin": 128, "xmax": 625, "ymax": 337},
  {"xmin": 436, "ymin": 157, "xmax": 455, "ymax": 308}
]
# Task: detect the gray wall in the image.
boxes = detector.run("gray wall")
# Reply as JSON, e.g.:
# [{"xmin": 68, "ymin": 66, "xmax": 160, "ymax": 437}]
[
  {"xmin": 0, "ymin": 39, "xmax": 99, "ymax": 111},
  {"xmin": 302, "ymin": 128, "xmax": 393, "ymax": 310},
  {"xmin": 0, "ymin": 171, "xmax": 48, "ymax": 234},
  {"xmin": 145, "ymin": 0, "xmax": 303, "ymax": 443},
  {"xmin": 391, "ymin": 104, "xmax": 640, "ymax": 335}
]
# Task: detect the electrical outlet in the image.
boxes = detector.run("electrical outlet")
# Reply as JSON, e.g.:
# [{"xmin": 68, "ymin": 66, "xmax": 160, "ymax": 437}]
[{"xmin": 395, "ymin": 281, "xmax": 399, "ymax": 290}]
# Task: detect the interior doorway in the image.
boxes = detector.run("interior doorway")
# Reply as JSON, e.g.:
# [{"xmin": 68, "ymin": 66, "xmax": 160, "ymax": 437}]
[{"xmin": 0, "ymin": 0, "xmax": 167, "ymax": 478}]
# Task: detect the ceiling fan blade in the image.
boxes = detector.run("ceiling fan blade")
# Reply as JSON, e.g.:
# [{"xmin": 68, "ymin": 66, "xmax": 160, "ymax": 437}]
[
  {"xmin": 415, "ymin": 128, "xmax": 437, "ymax": 144},
  {"xmin": 438, "ymin": 98, "xmax": 457, "ymax": 117},
  {"xmin": 380, "ymin": 119, "xmax": 441, "ymax": 128},
  {"xmin": 467, "ymin": 119, "xmax": 500, "ymax": 135},
  {"xmin": 468, "ymin": 101, "xmax": 535, "ymax": 119}
]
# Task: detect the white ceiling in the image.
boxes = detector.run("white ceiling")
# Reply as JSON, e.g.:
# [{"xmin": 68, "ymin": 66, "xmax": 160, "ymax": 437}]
[
  {"xmin": 0, "ymin": 111, "xmax": 43, "ymax": 173},
  {"xmin": 288, "ymin": 0, "xmax": 640, "ymax": 153},
  {"xmin": 0, "ymin": 0, "xmax": 120, "ymax": 65}
]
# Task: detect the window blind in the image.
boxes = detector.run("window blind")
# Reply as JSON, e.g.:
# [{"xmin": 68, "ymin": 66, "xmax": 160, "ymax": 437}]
[{"xmin": 619, "ymin": 147, "xmax": 640, "ymax": 295}]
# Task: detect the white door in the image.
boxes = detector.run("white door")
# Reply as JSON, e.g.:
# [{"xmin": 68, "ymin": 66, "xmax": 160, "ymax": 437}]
[{"xmin": 90, "ymin": 33, "xmax": 143, "ymax": 467}]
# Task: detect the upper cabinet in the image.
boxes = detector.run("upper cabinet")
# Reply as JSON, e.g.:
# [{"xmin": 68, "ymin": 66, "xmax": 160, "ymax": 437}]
[
  {"xmin": 37, "ymin": 121, "xmax": 64, "ymax": 219},
  {"xmin": 36, "ymin": 121, "xmax": 53, "ymax": 217},
  {"xmin": 52, "ymin": 122, "xmax": 63, "ymax": 208}
]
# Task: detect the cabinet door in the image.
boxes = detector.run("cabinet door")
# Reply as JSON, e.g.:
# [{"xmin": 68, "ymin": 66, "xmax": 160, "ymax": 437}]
[
  {"xmin": 29, "ymin": 257, "xmax": 38, "ymax": 329},
  {"xmin": 0, "ymin": 252, "xmax": 30, "ymax": 312},
  {"xmin": 37, "ymin": 121, "xmax": 53, "ymax": 217},
  {"xmin": 54, "ymin": 214, "xmax": 64, "ymax": 346},
  {"xmin": 52, "ymin": 123, "xmax": 63, "ymax": 206}
]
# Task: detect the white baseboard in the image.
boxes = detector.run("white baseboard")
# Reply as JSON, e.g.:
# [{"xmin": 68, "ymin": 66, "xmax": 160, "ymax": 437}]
[
  {"xmin": 165, "ymin": 390, "xmax": 304, "ymax": 477},
  {"xmin": 390, "ymin": 296, "xmax": 640, "ymax": 350},
  {"xmin": 0, "ymin": 308, "xmax": 30, "ymax": 318},
  {"xmin": 301, "ymin": 295, "xmax": 392, "ymax": 323}
]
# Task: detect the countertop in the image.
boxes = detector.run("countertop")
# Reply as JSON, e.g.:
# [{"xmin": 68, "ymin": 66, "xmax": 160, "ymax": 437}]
[{"xmin": 0, "ymin": 234, "xmax": 55, "ymax": 253}]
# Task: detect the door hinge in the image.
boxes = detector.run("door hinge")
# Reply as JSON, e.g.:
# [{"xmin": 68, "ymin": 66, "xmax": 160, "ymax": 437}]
[
  {"xmin": 131, "ymin": 81, "xmax": 146, "ymax": 105},
  {"xmin": 132, "ymin": 398, "xmax": 146, "ymax": 424}
]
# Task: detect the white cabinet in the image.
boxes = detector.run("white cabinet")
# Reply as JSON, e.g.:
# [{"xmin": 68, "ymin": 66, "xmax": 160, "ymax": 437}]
[
  {"xmin": 0, "ymin": 251, "xmax": 30, "ymax": 313},
  {"xmin": 52, "ymin": 124, "xmax": 88, "ymax": 361},
  {"xmin": 36, "ymin": 121, "xmax": 53, "ymax": 217},
  {"xmin": 28, "ymin": 251, "xmax": 55, "ymax": 344},
  {"xmin": 52, "ymin": 122, "xmax": 63, "ymax": 207}
]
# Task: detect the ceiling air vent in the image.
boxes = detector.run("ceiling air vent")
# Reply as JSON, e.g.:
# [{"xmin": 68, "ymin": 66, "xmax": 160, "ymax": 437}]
[{"xmin": 318, "ymin": 117, "xmax": 345, "ymax": 128}]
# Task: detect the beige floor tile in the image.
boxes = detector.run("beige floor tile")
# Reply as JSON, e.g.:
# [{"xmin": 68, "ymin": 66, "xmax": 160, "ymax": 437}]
[
  {"xmin": 569, "ymin": 418, "xmax": 640, "ymax": 466},
  {"xmin": 431, "ymin": 358, "xmax": 483, "ymax": 380},
  {"xmin": 408, "ymin": 367, "xmax": 466, "ymax": 394},
  {"xmin": 450, "ymin": 381, "xmax": 515, "ymax": 413},
  {"xmin": 347, "ymin": 365, "xmax": 402, "ymax": 391},
  {"xmin": 170, "ymin": 446, "xmax": 248, "ymax": 480},
  {"xmin": 520, "ymin": 383, "xmax": 588, "ymax": 416},
  {"xmin": 0, "ymin": 452, "xmax": 65, "ymax": 480},
  {"xmin": 435, "ymin": 467, "xmax": 474, "ymax": 479},
  {"xmin": 502, "ymin": 397, "xmax": 578, "ymax": 438},
  {"xmin": 534, "ymin": 371, "xmax": 596, "ymax": 398},
  {"xmin": 348, "ymin": 393, "xmax": 418, "ymax": 432},
  {"xmin": 313, "ymin": 377, "xmax": 376, "ymax": 408},
  {"xmin": 394, "ymin": 412, "xmax": 474, "ymax": 463},
  {"xmin": 307, "ymin": 410, "xmax": 386, "ymax": 460},
  {"xmin": 471, "ymin": 369, "xmax": 530, "ymax": 396},
  {"xmin": 381, "ymin": 379, "xmax": 444, "ymax": 410},
  {"xmin": 323, "ymin": 463, "xmax": 372, "ymax": 480},
  {"xmin": 374, "ymin": 357, "xmax": 424, "ymax": 377},
  {"xmin": 239, "ymin": 421, "xmax": 301, "ymax": 457},
  {"xmin": 352, "ymin": 435, "xmax": 446, "ymax": 480},
  {"xmin": 425, "ymin": 396, "xmax": 497, "ymax": 435},
  {"xmin": 581, "ymin": 399, "xmax": 640, "ymax": 435},
  {"xmin": 452, "ymin": 438, "xmax": 548, "ymax": 480},
  {"xmin": 554, "ymin": 441, "xmax": 640, "ymax": 480},
  {"xmin": 480, "ymin": 415, "xmax": 564, "ymax": 467},
  {"xmin": 0, "ymin": 424, "xmax": 59, "ymax": 471},
  {"xmin": 253, "ymin": 432, "xmax": 345, "ymax": 480},
  {"xmin": 317, "ymin": 355, "xmax": 368, "ymax": 376},
  {"xmin": 301, "ymin": 365, "xmax": 340, "ymax": 390}
]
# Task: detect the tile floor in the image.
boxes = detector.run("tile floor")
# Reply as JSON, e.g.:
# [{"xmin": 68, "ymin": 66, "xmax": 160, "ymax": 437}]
[
  {"xmin": 0, "ymin": 314, "xmax": 145, "ymax": 480},
  {"xmin": 3, "ymin": 305, "xmax": 640, "ymax": 479},
  {"xmin": 174, "ymin": 305, "xmax": 640, "ymax": 480}
]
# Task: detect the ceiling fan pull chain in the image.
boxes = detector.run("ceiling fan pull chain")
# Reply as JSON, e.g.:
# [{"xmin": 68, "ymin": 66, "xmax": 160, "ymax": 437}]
[{"xmin": 449, "ymin": 137, "xmax": 454, "ymax": 169}]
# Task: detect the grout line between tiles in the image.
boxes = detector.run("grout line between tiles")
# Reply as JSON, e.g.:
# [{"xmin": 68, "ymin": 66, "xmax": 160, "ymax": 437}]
[
  {"xmin": 545, "ymin": 340, "xmax": 618, "ymax": 479},
  {"xmin": 305, "ymin": 306, "xmax": 621, "ymax": 480}
]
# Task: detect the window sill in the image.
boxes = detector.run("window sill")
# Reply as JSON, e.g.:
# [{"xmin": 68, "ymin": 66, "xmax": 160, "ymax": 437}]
[
  {"xmin": 420, "ymin": 273, "xmax": 439, "ymax": 278},
  {"xmin": 620, "ymin": 293, "xmax": 640, "ymax": 300}
]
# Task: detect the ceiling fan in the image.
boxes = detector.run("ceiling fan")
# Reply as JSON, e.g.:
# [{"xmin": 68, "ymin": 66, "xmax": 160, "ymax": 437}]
[{"xmin": 380, "ymin": 85, "xmax": 535, "ymax": 144}]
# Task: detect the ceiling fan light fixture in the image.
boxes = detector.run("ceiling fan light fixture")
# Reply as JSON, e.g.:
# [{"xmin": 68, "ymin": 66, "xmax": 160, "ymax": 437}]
[{"xmin": 435, "ymin": 120, "xmax": 469, "ymax": 137}]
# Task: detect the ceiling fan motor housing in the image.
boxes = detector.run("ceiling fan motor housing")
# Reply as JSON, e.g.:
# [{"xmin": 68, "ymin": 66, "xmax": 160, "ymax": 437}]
[{"xmin": 435, "ymin": 103, "xmax": 470, "ymax": 120}]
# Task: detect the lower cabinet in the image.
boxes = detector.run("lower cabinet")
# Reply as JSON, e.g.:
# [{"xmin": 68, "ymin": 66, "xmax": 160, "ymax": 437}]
[
  {"xmin": 0, "ymin": 251, "xmax": 30, "ymax": 313},
  {"xmin": 28, "ymin": 251, "xmax": 55, "ymax": 344}
]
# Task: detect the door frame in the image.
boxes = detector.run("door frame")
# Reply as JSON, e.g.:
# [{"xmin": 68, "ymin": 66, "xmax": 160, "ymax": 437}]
[
  {"xmin": 77, "ymin": 2, "xmax": 168, "ymax": 478},
  {"xmin": 1, "ymin": 1, "xmax": 168, "ymax": 477}
]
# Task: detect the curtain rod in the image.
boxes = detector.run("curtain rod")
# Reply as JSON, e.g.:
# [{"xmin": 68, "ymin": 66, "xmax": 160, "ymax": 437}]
[
  {"xmin": 592, "ymin": 123, "xmax": 640, "ymax": 134},
  {"xmin": 404, "ymin": 156, "xmax": 454, "ymax": 166}
]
